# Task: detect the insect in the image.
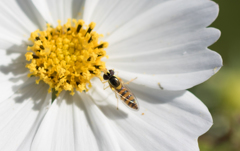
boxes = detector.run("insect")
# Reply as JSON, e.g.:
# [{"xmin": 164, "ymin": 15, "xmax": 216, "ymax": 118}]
[{"xmin": 102, "ymin": 69, "xmax": 139, "ymax": 110}]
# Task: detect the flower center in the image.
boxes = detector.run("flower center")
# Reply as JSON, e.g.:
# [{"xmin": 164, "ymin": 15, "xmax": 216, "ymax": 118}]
[{"xmin": 25, "ymin": 19, "xmax": 108, "ymax": 96}]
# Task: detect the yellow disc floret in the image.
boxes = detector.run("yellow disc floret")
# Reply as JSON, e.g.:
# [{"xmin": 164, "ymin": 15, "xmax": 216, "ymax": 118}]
[{"xmin": 25, "ymin": 19, "xmax": 108, "ymax": 96}]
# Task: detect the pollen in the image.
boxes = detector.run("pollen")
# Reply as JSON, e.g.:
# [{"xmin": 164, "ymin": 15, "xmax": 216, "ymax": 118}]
[{"xmin": 25, "ymin": 19, "xmax": 108, "ymax": 96}]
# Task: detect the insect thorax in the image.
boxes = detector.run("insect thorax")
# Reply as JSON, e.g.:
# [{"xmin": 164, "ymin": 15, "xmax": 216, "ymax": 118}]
[{"xmin": 109, "ymin": 76, "xmax": 120, "ymax": 87}]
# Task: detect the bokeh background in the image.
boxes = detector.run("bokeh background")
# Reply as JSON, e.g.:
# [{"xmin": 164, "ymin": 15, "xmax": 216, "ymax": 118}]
[{"xmin": 189, "ymin": 0, "xmax": 240, "ymax": 150}]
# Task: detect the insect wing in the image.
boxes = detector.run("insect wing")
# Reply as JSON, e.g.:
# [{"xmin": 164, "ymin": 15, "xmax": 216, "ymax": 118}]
[{"xmin": 116, "ymin": 81, "xmax": 139, "ymax": 111}]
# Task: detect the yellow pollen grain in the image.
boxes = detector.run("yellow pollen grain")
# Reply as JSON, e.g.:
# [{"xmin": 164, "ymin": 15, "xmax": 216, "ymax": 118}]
[{"xmin": 25, "ymin": 19, "xmax": 108, "ymax": 96}]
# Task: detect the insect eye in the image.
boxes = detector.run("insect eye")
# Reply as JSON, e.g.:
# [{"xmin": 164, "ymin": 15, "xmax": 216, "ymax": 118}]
[
  {"xmin": 103, "ymin": 74, "xmax": 110, "ymax": 80},
  {"xmin": 109, "ymin": 70, "xmax": 114, "ymax": 76}
]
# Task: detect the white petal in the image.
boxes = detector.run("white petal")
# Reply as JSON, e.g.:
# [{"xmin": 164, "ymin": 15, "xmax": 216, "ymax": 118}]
[
  {"xmin": 88, "ymin": 79, "xmax": 212, "ymax": 151},
  {"xmin": 31, "ymin": 92, "xmax": 119, "ymax": 151},
  {"xmin": 103, "ymin": 0, "xmax": 221, "ymax": 90},
  {"xmin": 0, "ymin": 0, "xmax": 42, "ymax": 43},
  {"xmin": 84, "ymin": 0, "xmax": 164, "ymax": 34},
  {"xmin": 107, "ymin": 50, "xmax": 222, "ymax": 90},
  {"xmin": 80, "ymin": 92, "xmax": 121, "ymax": 151},
  {"xmin": 82, "ymin": 0, "xmax": 99, "ymax": 24},
  {"xmin": 107, "ymin": 27, "xmax": 219, "ymax": 59},
  {"xmin": 32, "ymin": 0, "xmax": 85, "ymax": 27},
  {"xmin": 31, "ymin": 0, "xmax": 55, "ymax": 26},
  {"xmin": 105, "ymin": 0, "xmax": 218, "ymax": 44},
  {"xmin": 0, "ymin": 82, "xmax": 49, "ymax": 151}
]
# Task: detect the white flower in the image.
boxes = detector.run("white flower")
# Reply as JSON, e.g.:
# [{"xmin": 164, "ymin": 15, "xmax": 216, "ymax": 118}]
[{"xmin": 0, "ymin": 0, "xmax": 222, "ymax": 151}]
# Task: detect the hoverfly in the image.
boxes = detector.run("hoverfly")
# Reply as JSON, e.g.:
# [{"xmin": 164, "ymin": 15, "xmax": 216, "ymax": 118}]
[{"xmin": 102, "ymin": 69, "xmax": 139, "ymax": 110}]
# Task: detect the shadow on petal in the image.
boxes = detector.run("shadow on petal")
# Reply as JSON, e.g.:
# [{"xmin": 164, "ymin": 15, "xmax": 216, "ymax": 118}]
[
  {"xmin": 14, "ymin": 82, "xmax": 49, "ymax": 110},
  {"xmin": 97, "ymin": 104, "xmax": 128, "ymax": 120},
  {"xmin": 71, "ymin": 0, "xmax": 85, "ymax": 19},
  {"xmin": 16, "ymin": 0, "xmax": 45, "ymax": 30},
  {"xmin": 0, "ymin": 43, "xmax": 50, "ymax": 111},
  {"xmin": 87, "ymin": 80, "xmax": 128, "ymax": 120}
]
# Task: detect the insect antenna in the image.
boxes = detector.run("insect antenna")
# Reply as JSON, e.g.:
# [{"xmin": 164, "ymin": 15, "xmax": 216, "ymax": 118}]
[{"xmin": 102, "ymin": 68, "xmax": 108, "ymax": 74}]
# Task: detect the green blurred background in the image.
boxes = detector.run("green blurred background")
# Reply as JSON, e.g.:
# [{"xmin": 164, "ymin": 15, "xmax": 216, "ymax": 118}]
[{"xmin": 189, "ymin": 0, "xmax": 240, "ymax": 150}]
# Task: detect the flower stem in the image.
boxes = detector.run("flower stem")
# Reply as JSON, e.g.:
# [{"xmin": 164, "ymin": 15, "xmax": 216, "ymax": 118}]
[{"xmin": 52, "ymin": 88, "xmax": 58, "ymax": 103}]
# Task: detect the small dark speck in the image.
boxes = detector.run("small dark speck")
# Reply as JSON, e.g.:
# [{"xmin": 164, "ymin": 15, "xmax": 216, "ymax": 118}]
[
  {"xmin": 158, "ymin": 83, "xmax": 164, "ymax": 90},
  {"xmin": 32, "ymin": 55, "xmax": 39, "ymax": 59},
  {"xmin": 94, "ymin": 65, "xmax": 100, "ymax": 69},
  {"xmin": 40, "ymin": 45, "xmax": 44, "ymax": 50}
]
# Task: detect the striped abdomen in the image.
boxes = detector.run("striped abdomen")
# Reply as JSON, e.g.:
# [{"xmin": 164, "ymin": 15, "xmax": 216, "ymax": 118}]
[{"xmin": 117, "ymin": 87, "xmax": 138, "ymax": 110}]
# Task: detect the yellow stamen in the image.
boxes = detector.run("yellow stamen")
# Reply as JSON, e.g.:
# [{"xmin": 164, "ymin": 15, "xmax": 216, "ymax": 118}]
[{"xmin": 25, "ymin": 19, "xmax": 108, "ymax": 96}]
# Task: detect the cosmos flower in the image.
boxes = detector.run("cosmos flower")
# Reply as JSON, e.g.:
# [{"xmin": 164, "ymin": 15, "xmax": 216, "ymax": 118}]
[{"xmin": 0, "ymin": 0, "xmax": 222, "ymax": 151}]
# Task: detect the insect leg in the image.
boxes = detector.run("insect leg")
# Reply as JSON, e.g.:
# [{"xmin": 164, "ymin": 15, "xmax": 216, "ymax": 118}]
[
  {"xmin": 101, "ymin": 79, "xmax": 109, "ymax": 90},
  {"xmin": 115, "ymin": 91, "xmax": 119, "ymax": 110},
  {"xmin": 102, "ymin": 81, "xmax": 108, "ymax": 84},
  {"xmin": 125, "ymin": 77, "xmax": 137, "ymax": 85},
  {"xmin": 104, "ymin": 85, "xmax": 110, "ymax": 90}
]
